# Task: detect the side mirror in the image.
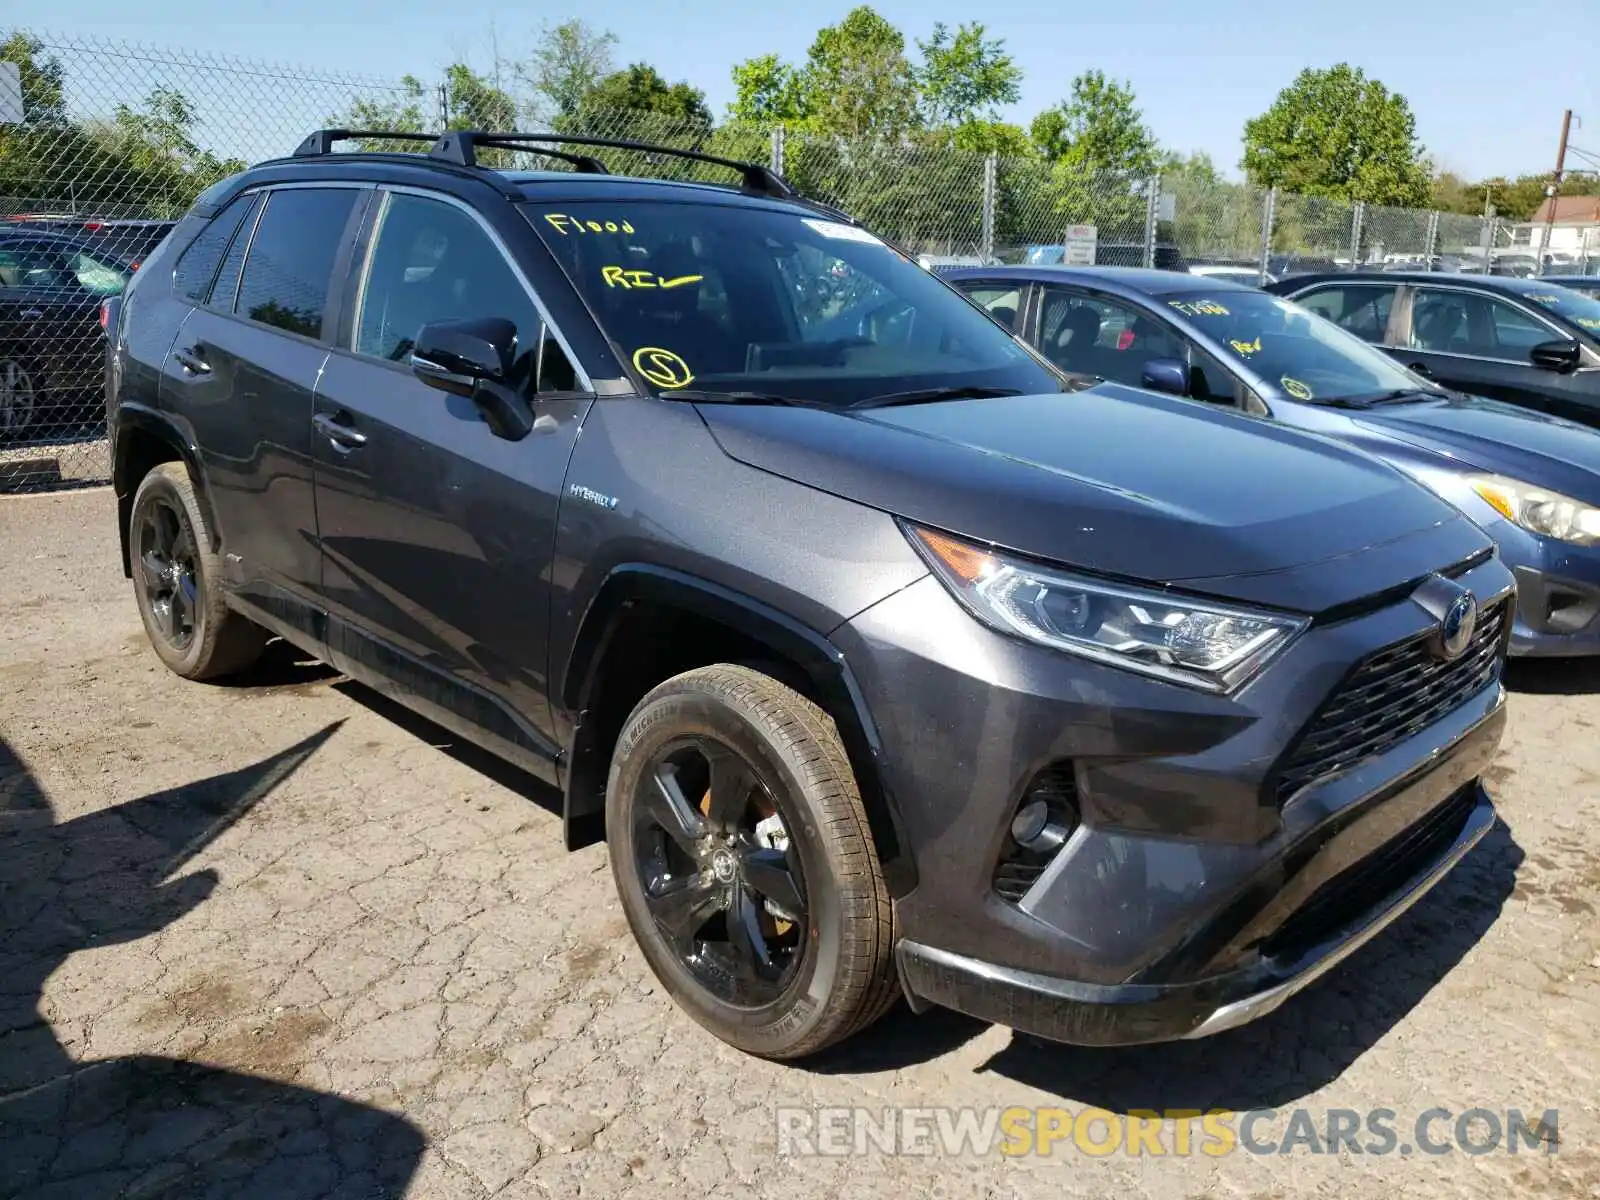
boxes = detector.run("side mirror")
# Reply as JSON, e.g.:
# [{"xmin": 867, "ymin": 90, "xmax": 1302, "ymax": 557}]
[
  {"xmin": 410, "ymin": 317, "xmax": 533, "ymax": 440},
  {"xmin": 1141, "ymin": 357, "xmax": 1190, "ymax": 397},
  {"xmin": 1530, "ymin": 338, "xmax": 1582, "ymax": 374}
]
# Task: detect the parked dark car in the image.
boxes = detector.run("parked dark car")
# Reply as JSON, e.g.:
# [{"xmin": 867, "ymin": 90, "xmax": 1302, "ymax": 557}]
[
  {"xmin": 105, "ymin": 129, "xmax": 1511, "ymax": 1059},
  {"xmin": 2, "ymin": 215, "xmax": 175, "ymax": 270},
  {"xmin": 1, "ymin": 227, "xmax": 131, "ymax": 438},
  {"xmin": 1265, "ymin": 272, "xmax": 1600, "ymax": 428},
  {"xmin": 1543, "ymin": 275, "xmax": 1600, "ymax": 300},
  {"xmin": 949, "ymin": 265, "xmax": 1600, "ymax": 657}
]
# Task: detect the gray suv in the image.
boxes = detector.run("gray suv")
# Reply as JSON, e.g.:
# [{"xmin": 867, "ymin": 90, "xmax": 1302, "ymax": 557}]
[{"xmin": 104, "ymin": 129, "xmax": 1514, "ymax": 1059}]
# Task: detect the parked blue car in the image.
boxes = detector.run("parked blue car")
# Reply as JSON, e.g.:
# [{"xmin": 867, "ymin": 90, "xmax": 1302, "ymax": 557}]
[{"xmin": 942, "ymin": 264, "xmax": 1600, "ymax": 657}]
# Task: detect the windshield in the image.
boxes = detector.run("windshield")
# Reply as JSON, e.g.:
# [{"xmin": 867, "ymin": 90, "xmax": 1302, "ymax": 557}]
[
  {"xmin": 1155, "ymin": 288, "xmax": 1433, "ymax": 404},
  {"xmin": 527, "ymin": 201, "xmax": 1060, "ymax": 405},
  {"xmin": 1517, "ymin": 284, "xmax": 1600, "ymax": 338}
]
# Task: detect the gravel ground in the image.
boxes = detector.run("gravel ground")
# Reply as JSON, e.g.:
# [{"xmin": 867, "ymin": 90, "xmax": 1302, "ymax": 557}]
[{"xmin": 2, "ymin": 486, "xmax": 1599, "ymax": 1199}]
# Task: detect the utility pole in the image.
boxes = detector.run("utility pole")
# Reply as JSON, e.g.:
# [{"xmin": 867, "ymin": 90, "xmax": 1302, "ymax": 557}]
[{"xmin": 1537, "ymin": 108, "xmax": 1573, "ymax": 276}]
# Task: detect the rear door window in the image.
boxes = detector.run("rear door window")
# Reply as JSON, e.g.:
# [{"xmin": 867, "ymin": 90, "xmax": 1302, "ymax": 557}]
[
  {"xmin": 174, "ymin": 197, "xmax": 254, "ymax": 302},
  {"xmin": 1294, "ymin": 284, "xmax": 1397, "ymax": 343},
  {"xmin": 953, "ymin": 282, "xmax": 1023, "ymax": 331},
  {"xmin": 1036, "ymin": 287, "xmax": 1184, "ymax": 386},
  {"xmin": 233, "ymin": 188, "xmax": 359, "ymax": 339}
]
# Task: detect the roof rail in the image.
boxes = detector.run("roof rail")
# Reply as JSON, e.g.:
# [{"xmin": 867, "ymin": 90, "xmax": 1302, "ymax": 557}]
[
  {"xmin": 428, "ymin": 130, "xmax": 796, "ymax": 199},
  {"xmin": 293, "ymin": 129, "xmax": 438, "ymax": 157}
]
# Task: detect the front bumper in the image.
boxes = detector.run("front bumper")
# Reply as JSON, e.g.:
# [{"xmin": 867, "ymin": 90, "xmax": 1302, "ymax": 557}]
[
  {"xmin": 835, "ymin": 553, "xmax": 1513, "ymax": 1045},
  {"xmin": 896, "ymin": 760, "xmax": 1498, "ymax": 1046},
  {"xmin": 1507, "ymin": 559, "xmax": 1600, "ymax": 657}
]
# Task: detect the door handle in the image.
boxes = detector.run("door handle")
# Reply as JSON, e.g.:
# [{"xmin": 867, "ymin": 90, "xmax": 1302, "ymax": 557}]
[
  {"xmin": 20, "ymin": 308, "xmax": 44, "ymax": 320},
  {"xmin": 312, "ymin": 411, "xmax": 368, "ymax": 451},
  {"xmin": 173, "ymin": 347, "xmax": 211, "ymax": 375}
]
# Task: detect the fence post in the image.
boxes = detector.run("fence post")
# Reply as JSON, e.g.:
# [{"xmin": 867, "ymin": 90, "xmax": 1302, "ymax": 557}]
[
  {"xmin": 1142, "ymin": 174, "xmax": 1161, "ymax": 269},
  {"xmin": 1348, "ymin": 201, "xmax": 1366, "ymax": 266},
  {"xmin": 1257, "ymin": 187, "xmax": 1277, "ymax": 285},
  {"xmin": 436, "ymin": 81, "xmax": 449, "ymax": 130},
  {"xmin": 770, "ymin": 124, "xmax": 785, "ymax": 176},
  {"xmin": 1424, "ymin": 211, "xmax": 1440, "ymax": 271},
  {"xmin": 980, "ymin": 153, "xmax": 998, "ymax": 264}
]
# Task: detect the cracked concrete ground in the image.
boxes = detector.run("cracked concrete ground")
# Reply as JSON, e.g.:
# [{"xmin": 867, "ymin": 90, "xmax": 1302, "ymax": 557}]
[{"xmin": 2, "ymin": 487, "xmax": 1599, "ymax": 1199}]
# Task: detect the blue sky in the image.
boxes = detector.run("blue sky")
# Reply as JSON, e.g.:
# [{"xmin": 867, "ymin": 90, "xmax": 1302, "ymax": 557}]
[{"xmin": 33, "ymin": 0, "xmax": 1597, "ymax": 180}]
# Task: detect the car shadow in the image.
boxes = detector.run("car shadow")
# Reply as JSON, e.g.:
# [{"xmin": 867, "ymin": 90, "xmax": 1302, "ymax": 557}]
[
  {"xmin": 805, "ymin": 819, "xmax": 1521, "ymax": 1110},
  {"xmin": 214, "ymin": 637, "xmax": 341, "ymax": 690},
  {"xmin": 329, "ymin": 680, "xmax": 565, "ymax": 822},
  {"xmin": 1503, "ymin": 657, "xmax": 1600, "ymax": 696},
  {"xmin": 0, "ymin": 725, "xmax": 426, "ymax": 1198}
]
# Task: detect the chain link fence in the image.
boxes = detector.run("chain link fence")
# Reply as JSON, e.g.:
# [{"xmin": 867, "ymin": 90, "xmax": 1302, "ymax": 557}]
[{"xmin": 0, "ymin": 27, "xmax": 1561, "ymax": 492}]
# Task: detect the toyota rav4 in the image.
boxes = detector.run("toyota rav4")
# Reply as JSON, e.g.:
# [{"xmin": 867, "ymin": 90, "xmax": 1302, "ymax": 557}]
[{"xmin": 103, "ymin": 129, "xmax": 1514, "ymax": 1059}]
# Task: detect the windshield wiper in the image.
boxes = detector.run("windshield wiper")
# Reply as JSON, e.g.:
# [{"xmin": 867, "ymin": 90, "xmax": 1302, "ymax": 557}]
[
  {"xmin": 1333, "ymin": 387, "xmax": 1449, "ymax": 408},
  {"xmin": 1309, "ymin": 396, "xmax": 1378, "ymax": 409},
  {"xmin": 848, "ymin": 385, "xmax": 1024, "ymax": 410},
  {"xmin": 665, "ymin": 389, "xmax": 811, "ymax": 406}
]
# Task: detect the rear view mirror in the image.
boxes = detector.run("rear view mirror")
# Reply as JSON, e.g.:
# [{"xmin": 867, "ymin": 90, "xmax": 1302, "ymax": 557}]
[
  {"xmin": 411, "ymin": 317, "xmax": 533, "ymax": 441},
  {"xmin": 1530, "ymin": 338, "xmax": 1582, "ymax": 374},
  {"xmin": 1141, "ymin": 357, "xmax": 1190, "ymax": 397}
]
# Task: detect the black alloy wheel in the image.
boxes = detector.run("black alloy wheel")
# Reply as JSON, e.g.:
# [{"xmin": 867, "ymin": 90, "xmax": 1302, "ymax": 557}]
[
  {"xmin": 136, "ymin": 495, "xmax": 200, "ymax": 652},
  {"xmin": 606, "ymin": 664, "xmax": 899, "ymax": 1059},
  {"xmin": 632, "ymin": 736, "xmax": 808, "ymax": 1008}
]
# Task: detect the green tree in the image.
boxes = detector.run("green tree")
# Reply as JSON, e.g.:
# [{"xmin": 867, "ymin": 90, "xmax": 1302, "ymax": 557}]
[
  {"xmin": 728, "ymin": 54, "xmax": 808, "ymax": 127},
  {"xmin": 1241, "ymin": 64, "xmax": 1432, "ymax": 207},
  {"xmin": 324, "ymin": 75, "xmax": 430, "ymax": 148},
  {"xmin": 915, "ymin": 22, "xmax": 1021, "ymax": 127},
  {"xmin": 1023, "ymin": 71, "xmax": 1160, "ymax": 240},
  {"xmin": 948, "ymin": 120, "xmax": 1032, "ymax": 156},
  {"xmin": 442, "ymin": 63, "xmax": 517, "ymax": 130},
  {"xmin": 1161, "ymin": 150, "xmax": 1262, "ymax": 261},
  {"xmin": 523, "ymin": 19, "xmax": 617, "ymax": 120},
  {"xmin": 725, "ymin": 6, "xmax": 921, "ymax": 140},
  {"xmin": 1029, "ymin": 70, "xmax": 1159, "ymax": 175},
  {"xmin": 801, "ymin": 6, "xmax": 920, "ymax": 139},
  {"xmin": 584, "ymin": 64, "xmax": 711, "ymax": 130},
  {"xmin": 0, "ymin": 31, "xmax": 67, "ymax": 126}
]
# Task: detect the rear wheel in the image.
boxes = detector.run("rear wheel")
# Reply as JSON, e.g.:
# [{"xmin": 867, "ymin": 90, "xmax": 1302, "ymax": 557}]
[
  {"xmin": 129, "ymin": 462, "xmax": 267, "ymax": 680},
  {"xmin": 0, "ymin": 354, "xmax": 38, "ymax": 440},
  {"xmin": 606, "ymin": 664, "xmax": 898, "ymax": 1059}
]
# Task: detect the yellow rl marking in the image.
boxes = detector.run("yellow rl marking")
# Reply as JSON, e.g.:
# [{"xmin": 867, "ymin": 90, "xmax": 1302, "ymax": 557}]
[{"xmin": 601, "ymin": 266, "xmax": 704, "ymax": 290}]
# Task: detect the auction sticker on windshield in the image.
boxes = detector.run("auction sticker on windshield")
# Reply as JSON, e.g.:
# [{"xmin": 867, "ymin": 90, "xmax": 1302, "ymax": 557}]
[
  {"xmin": 1281, "ymin": 376, "xmax": 1314, "ymax": 400},
  {"xmin": 802, "ymin": 218, "xmax": 883, "ymax": 245}
]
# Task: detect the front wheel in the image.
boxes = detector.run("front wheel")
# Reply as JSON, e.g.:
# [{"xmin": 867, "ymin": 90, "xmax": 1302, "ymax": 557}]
[{"xmin": 606, "ymin": 664, "xmax": 898, "ymax": 1059}]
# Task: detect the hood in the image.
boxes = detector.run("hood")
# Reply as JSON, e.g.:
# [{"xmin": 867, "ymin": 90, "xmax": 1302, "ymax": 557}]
[
  {"xmin": 1354, "ymin": 394, "xmax": 1600, "ymax": 504},
  {"xmin": 698, "ymin": 385, "xmax": 1489, "ymax": 612}
]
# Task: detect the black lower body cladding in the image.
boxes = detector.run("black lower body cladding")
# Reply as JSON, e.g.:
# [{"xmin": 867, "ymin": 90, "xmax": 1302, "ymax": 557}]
[{"xmin": 833, "ymin": 554, "xmax": 1515, "ymax": 1044}]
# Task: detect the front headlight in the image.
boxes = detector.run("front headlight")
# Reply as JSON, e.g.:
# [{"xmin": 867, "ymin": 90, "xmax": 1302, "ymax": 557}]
[
  {"xmin": 1469, "ymin": 474, "xmax": 1600, "ymax": 545},
  {"xmin": 907, "ymin": 525, "xmax": 1307, "ymax": 693}
]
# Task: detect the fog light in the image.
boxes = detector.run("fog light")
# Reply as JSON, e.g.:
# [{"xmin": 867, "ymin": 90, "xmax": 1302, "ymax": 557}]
[{"xmin": 1010, "ymin": 799, "xmax": 1070, "ymax": 853}]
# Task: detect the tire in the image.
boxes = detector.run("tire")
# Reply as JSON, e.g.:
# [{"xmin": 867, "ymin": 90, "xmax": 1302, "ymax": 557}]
[
  {"xmin": 606, "ymin": 664, "xmax": 899, "ymax": 1059},
  {"xmin": 0, "ymin": 352, "xmax": 39, "ymax": 441},
  {"xmin": 128, "ymin": 462, "xmax": 267, "ymax": 680}
]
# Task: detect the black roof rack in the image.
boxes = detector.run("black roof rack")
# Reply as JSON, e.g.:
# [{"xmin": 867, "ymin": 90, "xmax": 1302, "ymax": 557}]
[
  {"xmin": 293, "ymin": 129, "xmax": 438, "ymax": 157},
  {"xmin": 292, "ymin": 127, "xmax": 611, "ymax": 175},
  {"xmin": 428, "ymin": 130, "xmax": 796, "ymax": 199}
]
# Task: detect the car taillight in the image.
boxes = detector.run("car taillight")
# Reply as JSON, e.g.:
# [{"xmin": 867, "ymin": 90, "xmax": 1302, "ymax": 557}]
[
  {"xmin": 99, "ymin": 299, "xmax": 112, "ymax": 330},
  {"xmin": 129, "ymin": 259, "xmax": 142, "ymax": 272}
]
